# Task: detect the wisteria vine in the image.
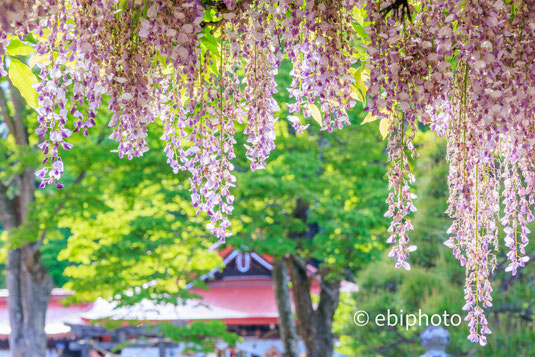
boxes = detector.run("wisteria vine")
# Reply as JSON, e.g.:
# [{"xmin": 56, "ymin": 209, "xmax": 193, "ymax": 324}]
[
  {"xmin": 1, "ymin": 0, "xmax": 534, "ymax": 345},
  {"xmin": 365, "ymin": 0, "xmax": 535, "ymax": 345},
  {"xmin": 0, "ymin": 0, "xmax": 360, "ymax": 239}
]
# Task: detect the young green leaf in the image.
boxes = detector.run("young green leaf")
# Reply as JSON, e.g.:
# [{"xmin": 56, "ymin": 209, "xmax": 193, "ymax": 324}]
[
  {"xmin": 361, "ymin": 112, "xmax": 379, "ymax": 125},
  {"xmin": 308, "ymin": 103, "xmax": 322, "ymax": 126},
  {"xmin": 200, "ymin": 29, "xmax": 220, "ymax": 57},
  {"xmin": 379, "ymin": 117, "xmax": 391, "ymax": 140},
  {"xmin": 8, "ymin": 58, "xmax": 39, "ymax": 109},
  {"xmin": 29, "ymin": 53, "xmax": 52, "ymax": 68},
  {"xmin": 6, "ymin": 40, "xmax": 35, "ymax": 56}
]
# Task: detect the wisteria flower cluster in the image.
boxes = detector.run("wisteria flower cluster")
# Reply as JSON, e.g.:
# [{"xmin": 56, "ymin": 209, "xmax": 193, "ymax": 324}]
[
  {"xmin": 364, "ymin": 0, "xmax": 535, "ymax": 345},
  {"xmin": 0, "ymin": 0, "xmax": 360, "ymax": 240},
  {"xmin": 2, "ymin": 0, "xmax": 534, "ymax": 344}
]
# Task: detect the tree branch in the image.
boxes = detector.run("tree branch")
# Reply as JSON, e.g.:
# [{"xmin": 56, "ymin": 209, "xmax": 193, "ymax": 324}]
[
  {"xmin": 201, "ymin": 0, "xmax": 253, "ymax": 33},
  {"xmin": 491, "ymin": 301, "xmax": 535, "ymax": 322},
  {"xmin": 0, "ymin": 182, "xmax": 17, "ymax": 229},
  {"xmin": 272, "ymin": 258, "xmax": 300, "ymax": 357},
  {"xmin": 317, "ymin": 277, "xmax": 340, "ymax": 323},
  {"xmin": 8, "ymin": 80, "xmax": 28, "ymax": 146},
  {"xmin": 287, "ymin": 255, "xmax": 315, "ymax": 317},
  {"xmin": 290, "ymin": 254, "xmax": 337, "ymax": 300},
  {"xmin": 0, "ymin": 87, "xmax": 17, "ymax": 140}
]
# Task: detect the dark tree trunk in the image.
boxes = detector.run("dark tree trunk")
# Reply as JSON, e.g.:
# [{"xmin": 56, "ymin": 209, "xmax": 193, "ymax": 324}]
[
  {"xmin": 272, "ymin": 258, "xmax": 300, "ymax": 357},
  {"xmin": 7, "ymin": 247, "xmax": 53, "ymax": 357},
  {"xmin": 288, "ymin": 256, "xmax": 340, "ymax": 357},
  {"xmin": 0, "ymin": 85, "xmax": 53, "ymax": 356},
  {"xmin": 285, "ymin": 198, "xmax": 341, "ymax": 357}
]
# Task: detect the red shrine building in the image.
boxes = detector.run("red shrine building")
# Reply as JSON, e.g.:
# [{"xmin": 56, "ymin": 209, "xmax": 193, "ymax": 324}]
[{"xmin": 0, "ymin": 247, "xmax": 353, "ymax": 357}]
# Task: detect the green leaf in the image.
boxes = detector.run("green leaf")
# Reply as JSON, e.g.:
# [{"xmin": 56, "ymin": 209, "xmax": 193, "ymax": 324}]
[
  {"xmin": 203, "ymin": 9, "xmax": 218, "ymax": 23},
  {"xmin": 6, "ymin": 40, "xmax": 35, "ymax": 56},
  {"xmin": 361, "ymin": 112, "xmax": 379, "ymax": 125},
  {"xmin": 379, "ymin": 117, "xmax": 391, "ymax": 140},
  {"xmin": 308, "ymin": 103, "xmax": 322, "ymax": 126},
  {"xmin": 29, "ymin": 53, "xmax": 52, "ymax": 68},
  {"xmin": 8, "ymin": 58, "xmax": 39, "ymax": 109},
  {"xmin": 352, "ymin": 23, "xmax": 369, "ymax": 40},
  {"xmin": 200, "ymin": 29, "xmax": 220, "ymax": 58}
]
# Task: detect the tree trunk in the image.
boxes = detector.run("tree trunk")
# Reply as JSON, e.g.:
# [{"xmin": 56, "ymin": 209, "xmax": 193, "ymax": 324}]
[
  {"xmin": 272, "ymin": 258, "xmax": 300, "ymax": 357},
  {"xmin": 2, "ymin": 177, "xmax": 53, "ymax": 357},
  {"xmin": 288, "ymin": 255, "xmax": 341, "ymax": 357},
  {"xmin": 7, "ymin": 247, "xmax": 53, "ymax": 357},
  {"xmin": 284, "ymin": 198, "xmax": 342, "ymax": 357},
  {"xmin": 0, "ymin": 86, "xmax": 54, "ymax": 356}
]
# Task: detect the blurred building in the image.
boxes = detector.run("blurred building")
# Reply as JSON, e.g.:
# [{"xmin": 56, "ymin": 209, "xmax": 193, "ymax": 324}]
[{"xmin": 0, "ymin": 247, "xmax": 353, "ymax": 357}]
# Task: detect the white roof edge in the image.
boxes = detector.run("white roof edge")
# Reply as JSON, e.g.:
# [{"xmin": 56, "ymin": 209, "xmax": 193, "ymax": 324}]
[
  {"xmin": 250, "ymin": 252, "xmax": 273, "ymax": 271},
  {"xmin": 191, "ymin": 250, "xmax": 274, "ymax": 287}
]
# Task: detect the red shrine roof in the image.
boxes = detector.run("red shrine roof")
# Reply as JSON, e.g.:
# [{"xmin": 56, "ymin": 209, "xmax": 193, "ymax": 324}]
[
  {"xmin": 190, "ymin": 279, "xmax": 279, "ymax": 325},
  {"xmin": 0, "ymin": 248, "xmax": 358, "ymax": 337},
  {"xmin": 81, "ymin": 249, "xmax": 282, "ymax": 325}
]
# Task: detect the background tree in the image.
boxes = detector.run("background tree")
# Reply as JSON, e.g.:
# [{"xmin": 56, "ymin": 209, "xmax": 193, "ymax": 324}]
[
  {"xmin": 55, "ymin": 110, "xmax": 240, "ymax": 354},
  {"xmin": 0, "ymin": 4, "xmax": 372, "ymax": 352},
  {"xmin": 52, "ymin": 62, "xmax": 388, "ymax": 357},
  {"xmin": 0, "ymin": 72, "xmax": 238, "ymax": 355},
  {"xmin": 226, "ymin": 63, "xmax": 388, "ymax": 357},
  {"xmin": 335, "ymin": 132, "xmax": 535, "ymax": 356},
  {"xmin": 0, "ymin": 73, "xmax": 54, "ymax": 357}
]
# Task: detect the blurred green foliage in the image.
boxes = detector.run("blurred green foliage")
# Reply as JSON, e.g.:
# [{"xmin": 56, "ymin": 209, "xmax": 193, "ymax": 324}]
[
  {"xmin": 335, "ymin": 132, "xmax": 535, "ymax": 356},
  {"xmin": 0, "ymin": 77, "xmax": 234, "ymax": 350},
  {"xmin": 228, "ymin": 61, "xmax": 388, "ymax": 283},
  {"xmin": 2, "ymin": 53, "xmax": 534, "ymax": 357}
]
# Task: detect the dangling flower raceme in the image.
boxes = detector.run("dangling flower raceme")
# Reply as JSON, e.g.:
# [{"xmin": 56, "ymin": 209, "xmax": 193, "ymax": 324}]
[
  {"xmin": 363, "ymin": 0, "xmax": 535, "ymax": 344},
  {"xmin": 2, "ymin": 0, "xmax": 534, "ymax": 342}
]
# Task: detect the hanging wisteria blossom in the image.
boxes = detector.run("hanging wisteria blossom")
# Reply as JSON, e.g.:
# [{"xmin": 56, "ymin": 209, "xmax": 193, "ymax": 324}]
[
  {"xmin": 0, "ymin": 0, "xmax": 360, "ymax": 240},
  {"xmin": 365, "ymin": 0, "xmax": 535, "ymax": 345},
  {"xmin": 0, "ymin": 0, "xmax": 534, "ymax": 345}
]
